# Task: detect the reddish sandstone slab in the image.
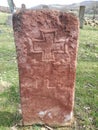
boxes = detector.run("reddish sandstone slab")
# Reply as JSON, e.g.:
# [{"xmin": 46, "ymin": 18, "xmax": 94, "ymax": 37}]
[{"xmin": 13, "ymin": 10, "xmax": 79, "ymax": 126}]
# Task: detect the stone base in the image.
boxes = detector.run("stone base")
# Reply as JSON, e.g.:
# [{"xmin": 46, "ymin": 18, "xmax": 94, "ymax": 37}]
[
  {"xmin": 20, "ymin": 112, "xmax": 74, "ymax": 127},
  {"xmin": 18, "ymin": 117, "xmax": 74, "ymax": 127}
]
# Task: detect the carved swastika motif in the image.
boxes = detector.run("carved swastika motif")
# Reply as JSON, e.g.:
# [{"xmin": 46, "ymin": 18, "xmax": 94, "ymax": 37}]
[{"xmin": 31, "ymin": 29, "xmax": 67, "ymax": 61}]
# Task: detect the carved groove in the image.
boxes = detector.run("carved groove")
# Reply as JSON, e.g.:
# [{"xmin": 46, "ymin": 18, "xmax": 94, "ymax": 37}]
[{"xmin": 30, "ymin": 29, "xmax": 69, "ymax": 61}]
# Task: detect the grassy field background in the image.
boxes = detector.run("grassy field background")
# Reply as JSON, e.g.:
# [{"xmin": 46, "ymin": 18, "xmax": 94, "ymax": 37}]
[{"xmin": 0, "ymin": 12, "xmax": 98, "ymax": 130}]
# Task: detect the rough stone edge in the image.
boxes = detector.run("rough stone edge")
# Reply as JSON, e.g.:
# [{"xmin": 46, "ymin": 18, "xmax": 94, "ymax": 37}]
[
  {"xmin": 18, "ymin": 116, "xmax": 74, "ymax": 127},
  {"xmin": 13, "ymin": 9, "xmax": 79, "ymax": 128}
]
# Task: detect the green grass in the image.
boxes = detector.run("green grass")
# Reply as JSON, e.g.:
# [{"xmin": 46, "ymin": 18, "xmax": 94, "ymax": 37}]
[{"xmin": 0, "ymin": 12, "xmax": 98, "ymax": 130}]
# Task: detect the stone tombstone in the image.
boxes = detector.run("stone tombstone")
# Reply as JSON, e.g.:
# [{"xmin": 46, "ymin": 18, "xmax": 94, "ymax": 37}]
[
  {"xmin": 21, "ymin": 4, "xmax": 26, "ymax": 10},
  {"xmin": 79, "ymin": 6, "xmax": 85, "ymax": 29},
  {"xmin": 13, "ymin": 10, "xmax": 79, "ymax": 126},
  {"xmin": 6, "ymin": 15, "xmax": 12, "ymax": 26},
  {"xmin": 7, "ymin": 0, "xmax": 16, "ymax": 13}
]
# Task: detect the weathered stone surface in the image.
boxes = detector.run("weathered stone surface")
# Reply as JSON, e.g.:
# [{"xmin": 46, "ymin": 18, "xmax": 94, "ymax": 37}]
[
  {"xmin": 13, "ymin": 10, "xmax": 79, "ymax": 126},
  {"xmin": 79, "ymin": 6, "xmax": 85, "ymax": 28},
  {"xmin": 6, "ymin": 15, "xmax": 12, "ymax": 26}
]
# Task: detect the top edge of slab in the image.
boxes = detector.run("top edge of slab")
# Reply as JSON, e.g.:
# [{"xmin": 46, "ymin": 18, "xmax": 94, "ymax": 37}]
[{"xmin": 13, "ymin": 9, "xmax": 78, "ymax": 18}]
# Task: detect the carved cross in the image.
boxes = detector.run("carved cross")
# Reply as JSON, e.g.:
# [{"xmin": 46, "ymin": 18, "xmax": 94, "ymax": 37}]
[{"xmin": 31, "ymin": 29, "xmax": 68, "ymax": 61}]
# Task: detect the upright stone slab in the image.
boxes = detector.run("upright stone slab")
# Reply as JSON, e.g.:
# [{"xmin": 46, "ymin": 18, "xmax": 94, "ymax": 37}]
[
  {"xmin": 79, "ymin": 6, "xmax": 85, "ymax": 28},
  {"xmin": 13, "ymin": 10, "xmax": 79, "ymax": 126}
]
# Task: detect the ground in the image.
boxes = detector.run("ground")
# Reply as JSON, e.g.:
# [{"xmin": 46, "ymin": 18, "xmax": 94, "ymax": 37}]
[{"xmin": 0, "ymin": 12, "xmax": 98, "ymax": 130}]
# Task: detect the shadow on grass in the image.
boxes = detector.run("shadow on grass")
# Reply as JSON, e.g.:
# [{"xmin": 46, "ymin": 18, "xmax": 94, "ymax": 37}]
[
  {"xmin": 0, "ymin": 84, "xmax": 20, "ymax": 106},
  {"xmin": 0, "ymin": 111, "xmax": 21, "ymax": 127},
  {"xmin": 0, "ymin": 84, "xmax": 21, "ymax": 127},
  {"xmin": 7, "ymin": 84, "xmax": 20, "ymax": 104}
]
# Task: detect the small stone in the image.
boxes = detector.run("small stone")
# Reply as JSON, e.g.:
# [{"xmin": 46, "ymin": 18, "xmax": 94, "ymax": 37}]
[
  {"xmin": 45, "ymin": 125, "xmax": 53, "ymax": 130},
  {"xmin": 41, "ymin": 127, "xmax": 46, "ymax": 130},
  {"xmin": 11, "ymin": 125, "xmax": 17, "ymax": 130}
]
